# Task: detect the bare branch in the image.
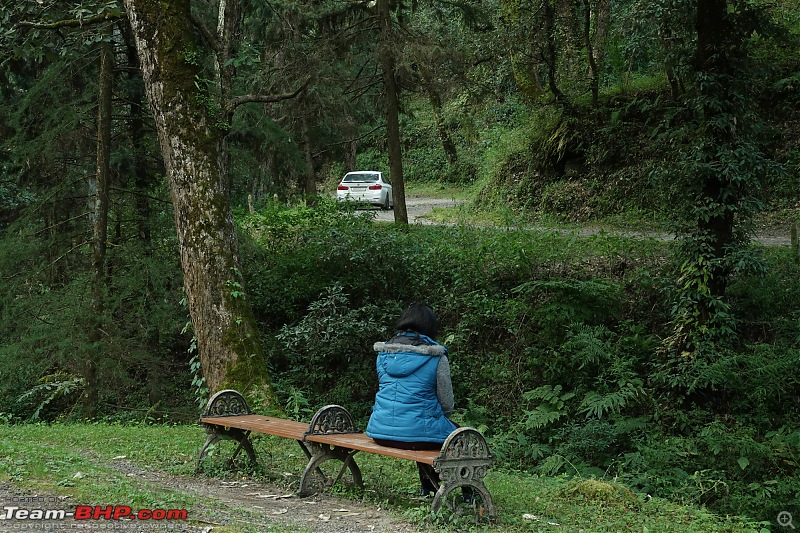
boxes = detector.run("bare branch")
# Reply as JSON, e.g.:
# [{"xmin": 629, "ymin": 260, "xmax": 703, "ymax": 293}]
[
  {"xmin": 228, "ymin": 77, "xmax": 312, "ymax": 110},
  {"xmin": 313, "ymin": 124, "xmax": 383, "ymax": 158}
]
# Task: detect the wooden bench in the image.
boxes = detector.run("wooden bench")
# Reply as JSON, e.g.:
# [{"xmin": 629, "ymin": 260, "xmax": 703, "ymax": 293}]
[{"xmin": 197, "ymin": 389, "xmax": 496, "ymax": 519}]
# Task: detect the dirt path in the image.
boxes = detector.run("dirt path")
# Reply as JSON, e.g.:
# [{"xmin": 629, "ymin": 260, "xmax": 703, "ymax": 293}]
[
  {"xmin": 375, "ymin": 196, "xmax": 796, "ymax": 246},
  {"xmin": 0, "ymin": 462, "xmax": 424, "ymax": 533}
]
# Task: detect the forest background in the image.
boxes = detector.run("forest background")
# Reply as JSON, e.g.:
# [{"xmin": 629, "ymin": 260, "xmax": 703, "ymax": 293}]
[{"xmin": 1, "ymin": 0, "xmax": 799, "ymax": 526}]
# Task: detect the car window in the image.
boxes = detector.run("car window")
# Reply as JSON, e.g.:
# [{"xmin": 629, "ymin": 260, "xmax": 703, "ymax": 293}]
[{"xmin": 343, "ymin": 173, "xmax": 378, "ymax": 183}]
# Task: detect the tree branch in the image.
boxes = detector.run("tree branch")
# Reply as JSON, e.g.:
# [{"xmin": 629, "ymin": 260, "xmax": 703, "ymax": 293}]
[
  {"xmin": 228, "ymin": 77, "xmax": 311, "ymax": 110},
  {"xmin": 189, "ymin": 12, "xmax": 223, "ymax": 54},
  {"xmin": 17, "ymin": 11, "xmax": 123, "ymax": 30},
  {"xmin": 313, "ymin": 124, "xmax": 383, "ymax": 158}
]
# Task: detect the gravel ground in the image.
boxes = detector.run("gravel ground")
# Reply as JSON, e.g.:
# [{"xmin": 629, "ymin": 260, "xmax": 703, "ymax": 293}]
[{"xmin": 0, "ymin": 464, "xmax": 423, "ymax": 533}]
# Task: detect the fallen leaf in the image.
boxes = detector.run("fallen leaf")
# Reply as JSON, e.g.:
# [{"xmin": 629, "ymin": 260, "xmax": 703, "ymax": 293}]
[{"xmin": 318, "ymin": 514, "xmax": 331, "ymax": 521}]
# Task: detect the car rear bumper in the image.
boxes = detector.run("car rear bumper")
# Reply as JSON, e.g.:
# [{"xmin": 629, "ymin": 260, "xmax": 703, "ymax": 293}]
[{"xmin": 337, "ymin": 190, "xmax": 384, "ymax": 206}]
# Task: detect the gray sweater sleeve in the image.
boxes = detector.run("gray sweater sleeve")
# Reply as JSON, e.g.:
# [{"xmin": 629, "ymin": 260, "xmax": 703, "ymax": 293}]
[{"xmin": 436, "ymin": 355, "xmax": 455, "ymax": 417}]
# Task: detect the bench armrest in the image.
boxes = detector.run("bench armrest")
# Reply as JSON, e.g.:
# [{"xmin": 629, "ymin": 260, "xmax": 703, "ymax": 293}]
[{"xmin": 201, "ymin": 389, "xmax": 253, "ymax": 418}]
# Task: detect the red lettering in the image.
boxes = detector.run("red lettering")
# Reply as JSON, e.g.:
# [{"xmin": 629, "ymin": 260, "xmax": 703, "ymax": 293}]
[
  {"xmin": 94, "ymin": 506, "xmax": 114, "ymax": 520},
  {"xmin": 151, "ymin": 509, "xmax": 166, "ymax": 520},
  {"xmin": 113, "ymin": 506, "xmax": 132, "ymax": 520},
  {"xmin": 138, "ymin": 509, "xmax": 151, "ymax": 520},
  {"xmin": 74, "ymin": 506, "xmax": 92, "ymax": 520},
  {"xmin": 167, "ymin": 509, "xmax": 188, "ymax": 520}
]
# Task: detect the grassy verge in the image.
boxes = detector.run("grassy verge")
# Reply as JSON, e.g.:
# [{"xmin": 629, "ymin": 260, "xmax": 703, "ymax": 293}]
[{"xmin": 0, "ymin": 423, "xmax": 769, "ymax": 532}]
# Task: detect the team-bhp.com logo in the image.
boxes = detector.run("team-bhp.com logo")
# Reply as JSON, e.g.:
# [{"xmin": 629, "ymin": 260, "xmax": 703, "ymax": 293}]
[{"xmin": 1, "ymin": 505, "xmax": 188, "ymax": 521}]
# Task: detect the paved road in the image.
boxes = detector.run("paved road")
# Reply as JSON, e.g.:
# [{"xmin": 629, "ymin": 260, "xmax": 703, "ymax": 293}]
[{"xmin": 373, "ymin": 196, "xmax": 462, "ymax": 224}]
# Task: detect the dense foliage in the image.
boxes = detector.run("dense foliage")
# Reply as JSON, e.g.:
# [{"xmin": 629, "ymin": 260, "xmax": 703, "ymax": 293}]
[
  {"xmin": 235, "ymin": 202, "xmax": 799, "ymax": 523},
  {"xmin": 1, "ymin": 0, "xmax": 799, "ymax": 526}
]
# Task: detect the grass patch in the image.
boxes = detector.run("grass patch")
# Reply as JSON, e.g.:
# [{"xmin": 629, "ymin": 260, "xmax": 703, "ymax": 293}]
[
  {"xmin": 405, "ymin": 180, "xmax": 474, "ymax": 201},
  {"xmin": 0, "ymin": 422, "xmax": 769, "ymax": 532}
]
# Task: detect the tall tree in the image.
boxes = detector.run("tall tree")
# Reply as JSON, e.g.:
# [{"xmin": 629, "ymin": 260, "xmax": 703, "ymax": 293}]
[
  {"xmin": 85, "ymin": 28, "xmax": 114, "ymax": 415},
  {"xmin": 378, "ymin": 0, "xmax": 409, "ymax": 224},
  {"xmin": 121, "ymin": 0, "xmax": 277, "ymax": 403},
  {"xmin": 663, "ymin": 0, "xmax": 778, "ymax": 355}
]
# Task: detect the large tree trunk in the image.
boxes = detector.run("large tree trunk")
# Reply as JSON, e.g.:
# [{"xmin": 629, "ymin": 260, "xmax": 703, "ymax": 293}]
[
  {"xmin": 122, "ymin": 0, "xmax": 276, "ymax": 406},
  {"xmin": 377, "ymin": 0, "xmax": 408, "ymax": 224}
]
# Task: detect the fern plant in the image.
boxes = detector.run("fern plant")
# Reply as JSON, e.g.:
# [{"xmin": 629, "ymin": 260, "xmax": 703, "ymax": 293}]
[
  {"xmin": 523, "ymin": 385, "xmax": 575, "ymax": 429},
  {"xmin": 579, "ymin": 379, "xmax": 644, "ymax": 419},
  {"xmin": 16, "ymin": 372, "xmax": 85, "ymax": 420}
]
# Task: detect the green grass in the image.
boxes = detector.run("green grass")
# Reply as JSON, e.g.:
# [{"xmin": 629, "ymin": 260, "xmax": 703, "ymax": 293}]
[
  {"xmin": 405, "ymin": 180, "xmax": 474, "ymax": 201},
  {"xmin": 0, "ymin": 423, "xmax": 770, "ymax": 532}
]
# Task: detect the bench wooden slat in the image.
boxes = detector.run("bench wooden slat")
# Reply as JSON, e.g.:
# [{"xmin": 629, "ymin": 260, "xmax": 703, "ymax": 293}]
[
  {"xmin": 201, "ymin": 414, "xmax": 439, "ymax": 465},
  {"xmin": 201, "ymin": 415, "xmax": 307, "ymax": 440},
  {"xmin": 305, "ymin": 433, "xmax": 439, "ymax": 465}
]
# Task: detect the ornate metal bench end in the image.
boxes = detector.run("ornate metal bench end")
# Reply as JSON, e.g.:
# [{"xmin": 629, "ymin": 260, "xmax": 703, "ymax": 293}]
[
  {"xmin": 201, "ymin": 389, "xmax": 253, "ymax": 418},
  {"xmin": 432, "ymin": 427, "xmax": 496, "ymax": 520},
  {"xmin": 303, "ymin": 405, "xmax": 359, "ymax": 440}
]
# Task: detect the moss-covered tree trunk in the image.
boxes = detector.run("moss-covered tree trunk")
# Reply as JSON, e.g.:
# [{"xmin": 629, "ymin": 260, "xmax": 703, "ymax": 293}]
[
  {"xmin": 122, "ymin": 0, "xmax": 276, "ymax": 406},
  {"xmin": 693, "ymin": 0, "xmax": 734, "ymax": 300}
]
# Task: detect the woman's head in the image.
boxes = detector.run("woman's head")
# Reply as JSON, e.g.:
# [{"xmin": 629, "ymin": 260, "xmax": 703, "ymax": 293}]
[{"xmin": 395, "ymin": 302, "xmax": 438, "ymax": 339}]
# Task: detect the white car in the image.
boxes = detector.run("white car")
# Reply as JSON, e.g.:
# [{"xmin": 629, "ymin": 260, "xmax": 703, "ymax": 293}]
[{"xmin": 336, "ymin": 171, "xmax": 394, "ymax": 210}]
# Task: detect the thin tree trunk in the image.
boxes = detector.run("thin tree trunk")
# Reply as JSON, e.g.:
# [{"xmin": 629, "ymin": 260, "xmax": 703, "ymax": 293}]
[
  {"xmin": 84, "ymin": 33, "xmax": 113, "ymax": 416},
  {"xmin": 542, "ymin": 1, "xmax": 565, "ymax": 104},
  {"xmin": 582, "ymin": 0, "xmax": 599, "ymax": 107},
  {"xmin": 123, "ymin": 0, "xmax": 277, "ymax": 406},
  {"xmin": 419, "ymin": 65, "xmax": 457, "ymax": 166},
  {"xmin": 378, "ymin": 0, "xmax": 408, "ymax": 224},
  {"xmin": 302, "ymin": 113, "xmax": 317, "ymax": 196},
  {"xmin": 123, "ymin": 22, "xmax": 153, "ymax": 248},
  {"xmin": 694, "ymin": 0, "xmax": 733, "ymax": 299}
]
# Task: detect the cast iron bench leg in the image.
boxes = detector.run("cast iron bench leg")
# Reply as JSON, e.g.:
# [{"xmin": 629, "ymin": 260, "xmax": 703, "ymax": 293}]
[
  {"xmin": 431, "ymin": 428, "xmax": 496, "ymax": 520},
  {"xmin": 197, "ymin": 389, "xmax": 257, "ymax": 471},
  {"xmin": 298, "ymin": 442, "xmax": 364, "ymax": 496},
  {"xmin": 197, "ymin": 426, "xmax": 258, "ymax": 471},
  {"xmin": 298, "ymin": 405, "xmax": 364, "ymax": 496}
]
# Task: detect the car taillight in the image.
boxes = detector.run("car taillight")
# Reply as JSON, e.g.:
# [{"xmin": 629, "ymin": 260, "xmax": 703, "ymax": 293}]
[
  {"xmin": 337, "ymin": 185, "xmax": 349, "ymax": 190},
  {"xmin": 368, "ymin": 184, "xmax": 382, "ymax": 190}
]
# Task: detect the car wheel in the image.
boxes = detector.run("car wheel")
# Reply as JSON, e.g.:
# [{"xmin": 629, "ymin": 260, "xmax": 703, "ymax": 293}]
[{"xmin": 382, "ymin": 194, "xmax": 390, "ymax": 211}]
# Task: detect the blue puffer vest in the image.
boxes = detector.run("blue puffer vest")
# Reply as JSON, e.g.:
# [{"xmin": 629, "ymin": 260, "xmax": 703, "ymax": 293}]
[{"xmin": 366, "ymin": 332, "xmax": 457, "ymax": 443}]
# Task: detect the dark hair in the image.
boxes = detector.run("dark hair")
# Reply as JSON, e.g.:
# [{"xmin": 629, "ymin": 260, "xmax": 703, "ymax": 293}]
[{"xmin": 395, "ymin": 302, "xmax": 438, "ymax": 339}]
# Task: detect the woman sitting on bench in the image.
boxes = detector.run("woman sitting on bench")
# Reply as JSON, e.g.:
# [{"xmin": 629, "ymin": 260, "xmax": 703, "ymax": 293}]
[{"xmin": 366, "ymin": 303, "xmax": 460, "ymax": 497}]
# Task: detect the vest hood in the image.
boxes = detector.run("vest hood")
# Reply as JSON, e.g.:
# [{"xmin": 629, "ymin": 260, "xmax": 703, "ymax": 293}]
[{"xmin": 373, "ymin": 341, "xmax": 446, "ymax": 377}]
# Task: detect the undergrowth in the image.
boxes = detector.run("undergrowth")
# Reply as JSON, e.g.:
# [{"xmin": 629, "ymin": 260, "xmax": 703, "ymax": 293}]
[{"xmin": 238, "ymin": 200, "xmax": 800, "ymax": 526}]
